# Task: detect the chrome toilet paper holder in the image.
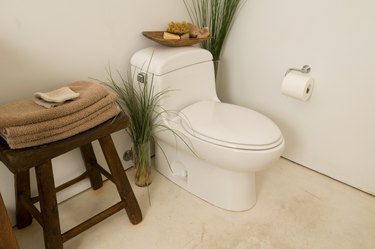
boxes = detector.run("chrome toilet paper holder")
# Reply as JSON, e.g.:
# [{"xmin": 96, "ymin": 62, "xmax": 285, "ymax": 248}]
[{"xmin": 285, "ymin": 65, "xmax": 311, "ymax": 76}]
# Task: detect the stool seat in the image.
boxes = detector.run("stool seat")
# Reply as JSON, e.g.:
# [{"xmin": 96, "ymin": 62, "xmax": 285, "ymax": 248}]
[
  {"xmin": 0, "ymin": 112, "xmax": 128, "ymax": 172},
  {"xmin": 0, "ymin": 112, "xmax": 142, "ymax": 249}
]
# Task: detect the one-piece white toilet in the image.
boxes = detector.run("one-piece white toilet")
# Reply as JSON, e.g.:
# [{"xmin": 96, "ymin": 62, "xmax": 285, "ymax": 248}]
[{"xmin": 131, "ymin": 46, "xmax": 285, "ymax": 211}]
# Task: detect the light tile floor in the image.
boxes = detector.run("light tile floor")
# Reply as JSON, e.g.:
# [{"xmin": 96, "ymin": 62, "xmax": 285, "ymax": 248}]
[{"xmin": 14, "ymin": 158, "xmax": 375, "ymax": 249}]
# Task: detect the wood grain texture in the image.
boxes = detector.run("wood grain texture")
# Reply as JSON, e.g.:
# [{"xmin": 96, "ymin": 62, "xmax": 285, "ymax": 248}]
[
  {"xmin": 0, "ymin": 193, "xmax": 20, "ymax": 249},
  {"xmin": 0, "ymin": 112, "xmax": 142, "ymax": 249}
]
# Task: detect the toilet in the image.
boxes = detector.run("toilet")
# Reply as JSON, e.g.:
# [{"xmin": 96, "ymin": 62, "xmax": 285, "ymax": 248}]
[{"xmin": 130, "ymin": 46, "xmax": 285, "ymax": 211}]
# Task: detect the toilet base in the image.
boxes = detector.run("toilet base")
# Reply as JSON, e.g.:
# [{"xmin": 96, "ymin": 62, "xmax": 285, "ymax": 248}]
[{"xmin": 155, "ymin": 142, "xmax": 257, "ymax": 211}]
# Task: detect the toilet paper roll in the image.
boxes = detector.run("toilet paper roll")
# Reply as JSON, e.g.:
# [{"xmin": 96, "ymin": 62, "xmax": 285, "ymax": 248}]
[{"xmin": 281, "ymin": 72, "xmax": 314, "ymax": 101}]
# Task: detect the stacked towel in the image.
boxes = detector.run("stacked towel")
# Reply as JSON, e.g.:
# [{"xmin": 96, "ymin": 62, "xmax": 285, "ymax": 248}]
[{"xmin": 0, "ymin": 81, "xmax": 121, "ymax": 149}]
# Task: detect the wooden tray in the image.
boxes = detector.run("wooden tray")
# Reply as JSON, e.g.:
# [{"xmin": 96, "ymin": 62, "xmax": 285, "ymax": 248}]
[{"xmin": 142, "ymin": 31, "xmax": 209, "ymax": 47}]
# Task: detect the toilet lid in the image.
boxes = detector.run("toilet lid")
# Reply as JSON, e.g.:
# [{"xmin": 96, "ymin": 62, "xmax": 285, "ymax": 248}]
[{"xmin": 180, "ymin": 101, "xmax": 283, "ymax": 150}]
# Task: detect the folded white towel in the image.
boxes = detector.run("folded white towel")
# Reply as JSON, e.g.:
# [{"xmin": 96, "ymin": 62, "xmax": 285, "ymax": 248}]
[{"xmin": 33, "ymin": 87, "xmax": 80, "ymax": 108}]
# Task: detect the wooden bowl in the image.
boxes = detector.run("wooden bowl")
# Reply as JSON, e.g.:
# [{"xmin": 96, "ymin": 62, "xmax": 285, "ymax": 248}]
[{"xmin": 142, "ymin": 31, "xmax": 209, "ymax": 47}]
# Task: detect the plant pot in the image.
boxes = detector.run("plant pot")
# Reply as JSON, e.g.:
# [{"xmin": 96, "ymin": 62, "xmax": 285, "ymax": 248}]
[{"xmin": 133, "ymin": 141, "xmax": 152, "ymax": 187}]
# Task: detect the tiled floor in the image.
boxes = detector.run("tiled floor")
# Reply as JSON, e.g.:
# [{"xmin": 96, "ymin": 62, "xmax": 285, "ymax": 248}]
[{"xmin": 13, "ymin": 158, "xmax": 375, "ymax": 249}]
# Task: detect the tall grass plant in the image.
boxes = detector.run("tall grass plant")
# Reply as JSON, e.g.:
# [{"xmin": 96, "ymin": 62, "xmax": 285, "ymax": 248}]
[
  {"xmin": 183, "ymin": 0, "xmax": 246, "ymax": 75},
  {"xmin": 96, "ymin": 63, "xmax": 195, "ymax": 188}
]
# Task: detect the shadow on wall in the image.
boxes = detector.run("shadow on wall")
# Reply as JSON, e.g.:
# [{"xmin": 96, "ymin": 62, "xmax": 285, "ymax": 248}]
[{"xmin": 215, "ymin": 59, "xmax": 231, "ymax": 102}]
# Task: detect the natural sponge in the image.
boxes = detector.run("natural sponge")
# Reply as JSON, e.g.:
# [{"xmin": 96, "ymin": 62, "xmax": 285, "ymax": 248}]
[
  {"xmin": 167, "ymin": 21, "xmax": 190, "ymax": 35},
  {"xmin": 188, "ymin": 23, "xmax": 210, "ymax": 39}
]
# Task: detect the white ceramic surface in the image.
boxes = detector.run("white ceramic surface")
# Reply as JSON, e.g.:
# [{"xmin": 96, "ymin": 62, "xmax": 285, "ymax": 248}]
[{"xmin": 131, "ymin": 46, "xmax": 285, "ymax": 211}]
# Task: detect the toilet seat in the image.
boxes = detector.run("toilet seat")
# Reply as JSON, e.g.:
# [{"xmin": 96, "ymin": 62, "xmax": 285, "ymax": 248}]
[{"xmin": 180, "ymin": 101, "xmax": 283, "ymax": 150}]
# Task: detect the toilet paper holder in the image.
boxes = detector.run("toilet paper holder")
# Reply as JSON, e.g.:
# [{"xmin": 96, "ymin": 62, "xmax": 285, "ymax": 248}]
[{"xmin": 285, "ymin": 65, "xmax": 311, "ymax": 76}]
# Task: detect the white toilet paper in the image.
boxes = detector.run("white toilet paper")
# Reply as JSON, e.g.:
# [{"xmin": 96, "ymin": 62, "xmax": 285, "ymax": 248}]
[{"xmin": 281, "ymin": 72, "xmax": 314, "ymax": 101}]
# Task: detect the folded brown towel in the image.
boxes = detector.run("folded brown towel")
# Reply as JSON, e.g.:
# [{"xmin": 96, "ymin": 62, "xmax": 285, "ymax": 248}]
[
  {"xmin": 4, "ymin": 103, "xmax": 115, "ymax": 143},
  {"xmin": 0, "ymin": 81, "xmax": 110, "ymax": 128},
  {"xmin": 2, "ymin": 93, "xmax": 117, "ymax": 137},
  {"xmin": 4, "ymin": 105, "xmax": 121, "ymax": 149}
]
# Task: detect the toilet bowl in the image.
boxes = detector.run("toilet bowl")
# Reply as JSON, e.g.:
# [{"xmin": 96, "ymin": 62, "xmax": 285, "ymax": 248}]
[{"xmin": 131, "ymin": 46, "xmax": 285, "ymax": 211}]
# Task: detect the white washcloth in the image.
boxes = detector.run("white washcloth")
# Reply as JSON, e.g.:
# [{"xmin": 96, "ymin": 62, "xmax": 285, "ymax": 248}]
[{"xmin": 33, "ymin": 87, "xmax": 80, "ymax": 108}]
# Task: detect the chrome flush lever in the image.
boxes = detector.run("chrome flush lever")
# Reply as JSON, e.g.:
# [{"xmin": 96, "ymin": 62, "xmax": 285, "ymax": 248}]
[{"xmin": 137, "ymin": 72, "xmax": 147, "ymax": 83}]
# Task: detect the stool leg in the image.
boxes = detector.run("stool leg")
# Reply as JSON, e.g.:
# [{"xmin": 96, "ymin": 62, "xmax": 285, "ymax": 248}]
[
  {"xmin": 80, "ymin": 143, "xmax": 103, "ymax": 190},
  {"xmin": 98, "ymin": 135, "xmax": 142, "ymax": 225},
  {"xmin": 35, "ymin": 161, "xmax": 63, "ymax": 249},
  {"xmin": 14, "ymin": 170, "xmax": 32, "ymax": 229},
  {"xmin": 0, "ymin": 193, "xmax": 20, "ymax": 249}
]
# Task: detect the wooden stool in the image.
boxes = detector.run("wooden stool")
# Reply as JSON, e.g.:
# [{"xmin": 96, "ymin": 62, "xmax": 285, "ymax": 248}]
[
  {"xmin": 0, "ymin": 113, "xmax": 142, "ymax": 249},
  {"xmin": 0, "ymin": 192, "xmax": 20, "ymax": 249}
]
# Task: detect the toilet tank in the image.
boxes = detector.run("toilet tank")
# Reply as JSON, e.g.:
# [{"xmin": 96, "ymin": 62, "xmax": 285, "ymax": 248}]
[{"xmin": 130, "ymin": 46, "xmax": 219, "ymax": 111}]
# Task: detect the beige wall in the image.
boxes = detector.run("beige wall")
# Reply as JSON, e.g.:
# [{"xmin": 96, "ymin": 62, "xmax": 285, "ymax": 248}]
[
  {"xmin": 0, "ymin": 0, "xmax": 189, "ymax": 224},
  {"xmin": 219, "ymin": 0, "xmax": 375, "ymax": 194}
]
